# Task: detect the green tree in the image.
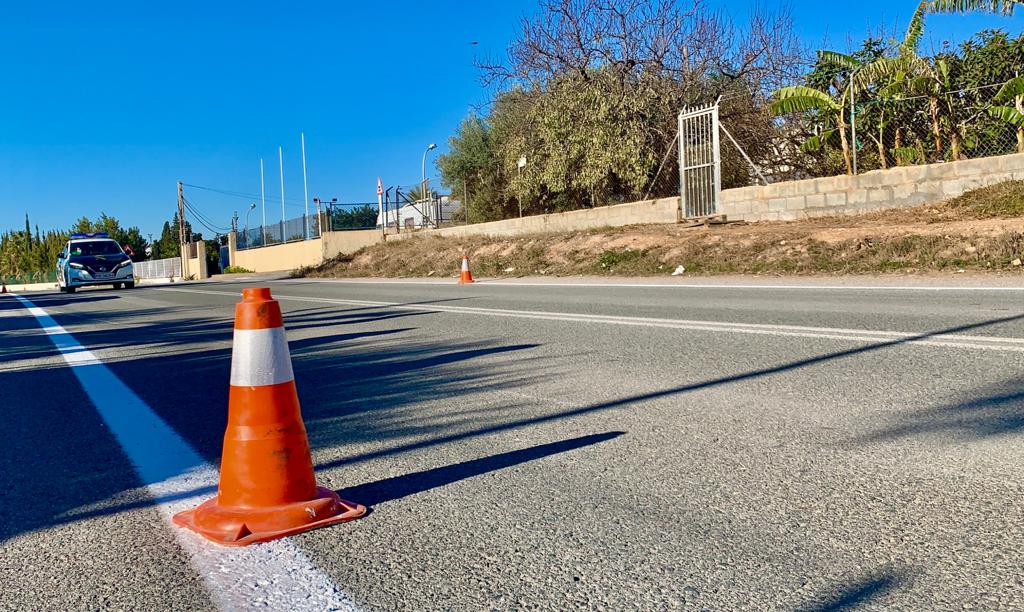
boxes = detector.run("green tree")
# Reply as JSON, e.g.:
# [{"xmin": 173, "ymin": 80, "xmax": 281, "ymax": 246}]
[
  {"xmin": 329, "ymin": 204, "xmax": 378, "ymax": 229},
  {"xmin": 71, "ymin": 213, "xmax": 149, "ymax": 261},
  {"xmin": 438, "ymin": 115, "xmax": 514, "ymax": 222}
]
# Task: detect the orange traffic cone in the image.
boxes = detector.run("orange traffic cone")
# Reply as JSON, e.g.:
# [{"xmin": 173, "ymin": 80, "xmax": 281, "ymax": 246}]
[
  {"xmin": 458, "ymin": 254, "xmax": 474, "ymax": 284},
  {"xmin": 173, "ymin": 287, "xmax": 365, "ymax": 546}
]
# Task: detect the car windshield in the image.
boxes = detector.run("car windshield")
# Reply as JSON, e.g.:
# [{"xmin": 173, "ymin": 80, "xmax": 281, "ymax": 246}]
[{"xmin": 70, "ymin": 240, "xmax": 123, "ymax": 256}]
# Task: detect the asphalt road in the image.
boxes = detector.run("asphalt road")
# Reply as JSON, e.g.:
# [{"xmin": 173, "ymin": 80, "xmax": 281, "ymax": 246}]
[{"xmin": 2, "ymin": 276, "xmax": 1023, "ymax": 610}]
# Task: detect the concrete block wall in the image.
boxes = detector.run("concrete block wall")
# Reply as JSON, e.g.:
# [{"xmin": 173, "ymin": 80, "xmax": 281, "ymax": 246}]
[
  {"xmin": 719, "ymin": 152, "xmax": 1024, "ymax": 222},
  {"xmin": 228, "ymin": 229, "xmax": 386, "ymax": 273},
  {"xmin": 233, "ymin": 237, "xmax": 325, "ymax": 273},
  {"xmin": 321, "ymin": 229, "xmax": 383, "ymax": 259},
  {"xmin": 389, "ymin": 197, "xmax": 679, "ymax": 241}
]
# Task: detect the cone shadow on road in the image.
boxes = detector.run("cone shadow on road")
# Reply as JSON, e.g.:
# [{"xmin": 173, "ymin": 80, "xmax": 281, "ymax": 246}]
[{"xmin": 340, "ymin": 431, "xmax": 624, "ymax": 507}]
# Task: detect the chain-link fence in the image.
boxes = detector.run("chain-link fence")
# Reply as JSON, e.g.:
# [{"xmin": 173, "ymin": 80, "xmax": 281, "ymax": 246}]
[
  {"xmin": 238, "ymin": 214, "xmax": 321, "ymax": 250},
  {"xmin": 722, "ymin": 80, "xmax": 1024, "ymax": 189}
]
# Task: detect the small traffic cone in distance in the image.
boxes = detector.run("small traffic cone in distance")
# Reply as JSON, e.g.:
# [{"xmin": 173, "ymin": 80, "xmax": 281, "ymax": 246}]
[
  {"xmin": 458, "ymin": 254, "xmax": 474, "ymax": 284},
  {"xmin": 1, "ymin": 282, "xmax": 6, "ymax": 294},
  {"xmin": 173, "ymin": 287, "xmax": 365, "ymax": 546}
]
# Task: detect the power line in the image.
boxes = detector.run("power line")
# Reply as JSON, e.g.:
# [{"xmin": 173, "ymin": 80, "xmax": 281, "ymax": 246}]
[
  {"xmin": 183, "ymin": 183, "xmax": 308, "ymax": 207},
  {"xmin": 181, "ymin": 195, "xmax": 230, "ymax": 234}
]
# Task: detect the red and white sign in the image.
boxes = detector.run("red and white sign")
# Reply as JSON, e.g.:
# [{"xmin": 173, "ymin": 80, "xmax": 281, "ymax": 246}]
[{"xmin": 376, "ymin": 177, "xmax": 384, "ymax": 196}]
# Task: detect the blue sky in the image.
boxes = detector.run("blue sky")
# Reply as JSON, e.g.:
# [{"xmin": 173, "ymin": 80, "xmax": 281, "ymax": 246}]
[{"xmin": 1, "ymin": 1, "xmax": 1021, "ymax": 238}]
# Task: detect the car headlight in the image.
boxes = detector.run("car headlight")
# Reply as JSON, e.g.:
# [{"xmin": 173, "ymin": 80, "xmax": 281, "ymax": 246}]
[
  {"xmin": 114, "ymin": 259, "xmax": 132, "ymax": 269},
  {"xmin": 69, "ymin": 262, "xmax": 85, "ymax": 270}
]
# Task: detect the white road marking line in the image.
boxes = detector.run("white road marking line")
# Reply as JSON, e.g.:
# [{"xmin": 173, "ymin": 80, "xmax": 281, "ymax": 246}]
[
  {"xmin": 160, "ymin": 287, "xmax": 1024, "ymax": 353},
  {"xmin": 8, "ymin": 294, "xmax": 359, "ymax": 612},
  {"xmin": 279, "ymin": 278, "xmax": 1024, "ymax": 291}
]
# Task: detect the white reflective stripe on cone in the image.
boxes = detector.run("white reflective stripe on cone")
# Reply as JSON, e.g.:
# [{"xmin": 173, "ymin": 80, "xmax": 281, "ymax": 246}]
[
  {"xmin": 230, "ymin": 327, "xmax": 295, "ymax": 387},
  {"xmin": 462, "ymin": 258, "xmax": 470, "ymax": 271}
]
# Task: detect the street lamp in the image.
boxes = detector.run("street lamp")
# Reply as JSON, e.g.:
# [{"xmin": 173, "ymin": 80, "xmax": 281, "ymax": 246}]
[
  {"xmin": 422, "ymin": 143, "xmax": 437, "ymax": 212},
  {"xmin": 244, "ymin": 203, "xmax": 257, "ymax": 246},
  {"xmin": 517, "ymin": 156, "xmax": 527, "ymax": 218}
]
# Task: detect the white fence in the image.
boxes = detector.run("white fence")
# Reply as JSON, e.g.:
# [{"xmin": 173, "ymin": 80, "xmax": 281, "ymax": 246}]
[{"xmin": 134, "ymin": 257, "xmax": 181, "ymax": 279}]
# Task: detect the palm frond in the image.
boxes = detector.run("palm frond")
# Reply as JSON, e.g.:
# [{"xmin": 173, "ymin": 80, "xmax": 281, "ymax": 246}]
[
  {"xmin": 801, "ymin": 135, "xmax": 825, "ymax": 152},
  {"xmin": 770, "ymin": 86, "xmax": 842, "ymax": 115},
  {"xmin": 817, "ymin": 50, "xmax": 862, "ymax": 71},
  {"xmin": 929, "ymin": 0, "xmax": 1020, "ymax": 16},
  {"xmin": 988, "ymin": 105, "xmax": 1024, "ymax": 126},
  {"xmin": 854, "ymin": 57, "xmax": 927, "ymax": 88},
  {"xmin": 901, "ymin": 1, "xmax": 928, "ymax": 56},
  {"xmin": 801, "ymin": 129, "xmax": 839, "ymax": 153},
  {"xmin": 994, "ymin": 76, "xmax": 1024, "ymax": 102}
]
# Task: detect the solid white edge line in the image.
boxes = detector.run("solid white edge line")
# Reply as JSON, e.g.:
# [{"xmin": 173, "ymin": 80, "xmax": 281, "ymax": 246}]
[
  {"xmin": 158, "ymin": 287, "xmax": 1024, "ymax": 353},
  {"xmin": 8, "ymin": 294, "xmax": 359, "ymax": 612},
  {"xmin": 278, "ymin": 278, "xmax": 1024, "ymax": 291}
]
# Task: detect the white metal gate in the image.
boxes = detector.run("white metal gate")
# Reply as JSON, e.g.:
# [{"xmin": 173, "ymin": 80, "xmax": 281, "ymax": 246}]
[
  {"xmin": 677, "ymin": 103, "xmax": 721, "ymax": 218},
  {"xmin": 134, "ymin": 256, "xmax": 181, "ymax": 279}
]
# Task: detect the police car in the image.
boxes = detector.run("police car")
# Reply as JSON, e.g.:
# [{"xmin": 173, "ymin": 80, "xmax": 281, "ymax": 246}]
[{"xmin": 56, "ymin": 232, "xmax": 135, "ymax": 293}]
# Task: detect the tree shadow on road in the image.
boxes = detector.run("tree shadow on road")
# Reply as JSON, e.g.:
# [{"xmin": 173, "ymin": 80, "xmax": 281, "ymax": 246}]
[
  {"xmin": 856, "ymin": 376, "xmax": 1024, "ymax": 443},
  {"xmin": 798, "ymin": 567, "xmax": 910, "ymax": 611}
]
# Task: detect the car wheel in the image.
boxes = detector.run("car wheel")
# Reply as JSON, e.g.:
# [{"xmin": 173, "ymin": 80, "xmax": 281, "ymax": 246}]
[
  {"xmin": 66, "ymin": 286, "xmax": 76, "ymax": 294},
  {"xmin": 113, "ymin": 283, "xmax": 123, "ymax": 289},
  {"xmin": 125, "ymin": 282, "xmax": 135, "ymax": 289}
]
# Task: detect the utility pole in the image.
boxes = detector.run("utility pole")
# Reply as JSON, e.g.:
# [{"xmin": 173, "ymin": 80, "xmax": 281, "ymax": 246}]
[
  {"xmin": 177, "ymin": 181, "xmax": 188, "ymax": 277},
  {"xmin": 464, "ymin": 178, "xmax": 470, "ymax": 225}
]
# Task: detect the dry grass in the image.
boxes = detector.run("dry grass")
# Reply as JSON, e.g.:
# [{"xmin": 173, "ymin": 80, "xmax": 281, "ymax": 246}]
[{"xmin": 301, "ymin": 181, "xmax": 1024, "ymax": 279}]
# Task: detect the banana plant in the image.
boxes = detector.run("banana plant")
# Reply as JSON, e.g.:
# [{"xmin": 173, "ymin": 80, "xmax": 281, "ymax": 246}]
[
  {"xmin": 856, "ymin": 0, "xmax": 1020, "ymax": 161},
  {"xmin": 989, "ymin": 75, "xmax": 1024, "ymax": 152},
  {"xmin": 771, "ymin": 51, "xmax": 863, "ymax": 175}
]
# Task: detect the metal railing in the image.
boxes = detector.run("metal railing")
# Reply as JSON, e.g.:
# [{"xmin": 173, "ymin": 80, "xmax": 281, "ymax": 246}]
[{"xmin": 238, "ymin": 214, "xmax": 321, "ymax": 250}]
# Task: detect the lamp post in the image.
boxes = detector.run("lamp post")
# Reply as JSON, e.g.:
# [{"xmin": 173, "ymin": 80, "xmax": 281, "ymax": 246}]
[
  {"xmin": 244, "ymin": 203, "xmax": 257, "ymax": 246},
  {"xmin": 422, "ymin": 143, "xmax": 437, "ymax": 225},
  {"xmin": 517, "ymin": 155, "xmax": 527, "ymax": 218}
]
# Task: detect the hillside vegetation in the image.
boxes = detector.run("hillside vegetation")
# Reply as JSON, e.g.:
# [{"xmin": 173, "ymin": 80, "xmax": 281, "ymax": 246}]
[{"xmin": 302, "ymin": 181, "xmax": 1024, "ymax": 279}]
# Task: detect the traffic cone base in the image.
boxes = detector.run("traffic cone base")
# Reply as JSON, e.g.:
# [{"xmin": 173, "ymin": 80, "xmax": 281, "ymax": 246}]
[{"xmin": 173, "ymin": 487, "xmax": 365, "ymax": 547}]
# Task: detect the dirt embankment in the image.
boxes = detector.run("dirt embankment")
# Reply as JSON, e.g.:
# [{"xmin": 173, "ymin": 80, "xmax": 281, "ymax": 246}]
[{"xmin": 303, "ymin": 181, "xmax": 1024, "ymax": 279}]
